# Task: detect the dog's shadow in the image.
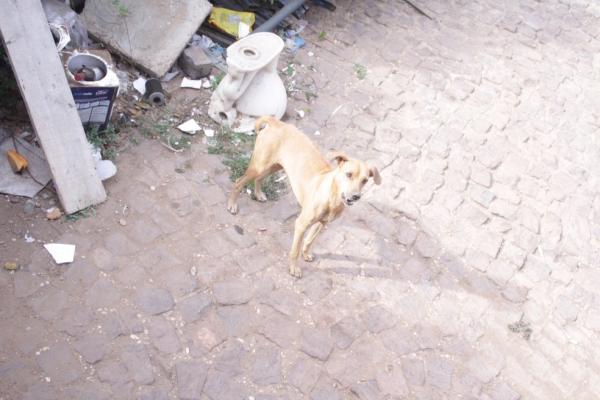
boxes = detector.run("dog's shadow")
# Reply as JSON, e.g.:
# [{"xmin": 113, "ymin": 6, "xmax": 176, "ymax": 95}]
[{"xmin": 305, "ymin": 200, "xmax": 529, "ymax": 310}]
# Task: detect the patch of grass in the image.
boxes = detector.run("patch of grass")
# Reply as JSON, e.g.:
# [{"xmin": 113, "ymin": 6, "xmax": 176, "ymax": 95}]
[
  {"xmin": 111, "ymin": 0, "xmax": 129, "ymax": 16},
  {"xmin": 210, "ymin": 73, "xmax": 225, "ymax": 91},
  {"xmin": 318, "ymin": 31, "xmax": 327, "ymax": 41},
  {"xmin": 207, "ymin": 127, "xmax": 286, "ymax": 200},
  {"xmin": 139, "ymin": 113, "xmax": 192, "ymax": 152},
  {"xmin": 304, "ymin": 91, "xmax": 318, "ymax": 102},
  {"xmin": 65, "ymin": 206, "xmax": 96, "ymax": 222},
  {"xmin": 284, "ymin": 64, "xmax": 296, "ymax": 77},
  {"xmin": 354, "ymin": 63, "xmax": 367, "ymax": 80},
  {"xmin": 85, "ymin": 123, "xmax": 120, "ymax": 160},
  {"xmin": 508, "ymin": 320, "xmax": 532, "ymax": 340}
]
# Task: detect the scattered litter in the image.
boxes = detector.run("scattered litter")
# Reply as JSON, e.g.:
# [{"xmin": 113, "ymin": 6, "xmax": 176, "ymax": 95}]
[
  {"xmin": 204, "ymin": 129, "xmax": 215, "ymax": 137},
  {"xmin": 63, "ymin": 51, "xmax": 119, "ymax": 130},
  {"xmin": 283, "ymin": 20, "xmax": 308, "ymax": 53},
  {"xmin": 308, "ymin": 51, "xmax": 314, "ymax": 57},
  {"xmin": 208, "ymin": 7, "xmax": 255, "ymax": 39},
  {"xmin": 89, "ymin": 143, "xmax": 117, "ymax": 181},
  {"xmin": 179, "ymin": 47, "xmax": 213, "ymax": 79},
  {"xmin": 314, "ymin": 130, "xmax": 321, "ymax": 136},
  {"xmin": 119, "ymin": 218, "xmax": 127, "ymax": 226},
  {"xmin": 42, "ymin": 0, "xmax": 90, "ymax": 50},
  {"xmin": 24, "ymin": 233, "xmax": 35, "ymax": 243},
  {"xmin": 202, "ymin": 79, "xmax": 212, "ymax": 89},
  {"xmin": 6, "ymin": 150, "xmax": 28, "ymax": 173},
  {"xmin": 189, "ymin": 34, "xmax": 227, "ymax": 72},
  {"xmin": 133, "ymin": 77, "xmax": 147, "ymax": 95},
  {"xmin": 190, "ymin": 266, "xmax": 198, "ymax": 276},
  {"xmin": 145, "ymin": 79, "xmax": 165, "ymax": 106},
  {"xmin": 3, "ymin": 262, "xmax": 18, "ymax": 271},
  {"xmin": 181, "ymin": 77, "xmax": 204, "ymax": 90},
  {"xmin": 238, "ymin": 22, "xmax": 251, "ymax": 38},
  {"xmin": 161, "ymin": 67, "xmax": 181, "ymax": 83},
  {"xmin": 46, "ymin": 207, "xmax": 62, "ymax": 220},
  {"xmin": 1, "ymin": 135, "xmax": 52, "ymax": 198},
  {"xmin": 295, "ymin": 109, "xmax": 305, "ymax": 119},
  {"xmin": 177, "ymin": 119, "xmax": 202, "ymax": 135},
  {"xmin": 44, "ymin": 243, "xmax": 76, "ymax": 264},
  {"xmin": 116, "ymin": 69, "xmax": 129, "ymax": 94}
]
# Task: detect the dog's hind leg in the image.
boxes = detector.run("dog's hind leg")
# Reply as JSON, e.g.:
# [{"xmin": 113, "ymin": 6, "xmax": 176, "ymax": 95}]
[
  {"xmin": 254, "ymin": 164, "xmax": 282, "ymax": 202},
  {"xmin": 227, "ymin": 168, "xmax": 258, "ymax": 214}
]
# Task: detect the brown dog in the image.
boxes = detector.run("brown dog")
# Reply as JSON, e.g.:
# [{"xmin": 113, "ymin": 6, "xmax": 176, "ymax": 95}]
[{"xmin": 227, "ymin": 116, "xmax": 381, "ymax": 277}]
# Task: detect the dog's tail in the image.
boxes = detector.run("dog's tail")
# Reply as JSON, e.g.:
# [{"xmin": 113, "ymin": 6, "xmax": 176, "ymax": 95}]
[{"xmin": 254, "ymin": 115, "xmax": 279, "ymax": 134}]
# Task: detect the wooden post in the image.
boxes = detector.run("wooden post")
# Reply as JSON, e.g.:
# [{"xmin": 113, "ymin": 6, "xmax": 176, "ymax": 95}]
[{"xmin": 0, "ymin": 0, "xmax": 106, "ymax": 213}]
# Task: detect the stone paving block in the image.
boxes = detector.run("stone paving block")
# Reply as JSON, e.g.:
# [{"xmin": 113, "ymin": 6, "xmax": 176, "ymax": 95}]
[
  {"xmin": 351, "ymin": 379, "xmax": 382, "ymax": 400},
  {"xmin": 30, "ymin": 288, "xmax": 70, "ymax": 321},
  {"xmin": 217, "ymin": 304, "xmax": 256, "ymax": 337},
  {"xmin": 213, "ymin": 280, "xmax": 252, "ymax": 305},
  {"xmin": 148, "ymin": 317, "xmax": 181, "ymax": 354},
  {"xmin": 360, "ymin": 305, "xmax": 397, "ymax": 333},
  {"xmin": 213, "ymin": 339, "xmax": 246, "ymax": 377},
  {"xmin": 74, "ymin": 334, "xmax": 107, "ymax": 364},
  {"xmin": 122, "ymin": 344, "xmax": 154, "ymax": 385},
  {"xmin": 300, "ymin": 327, "xmax": 334, "ymax": 361},
  {"xmin": 175, "ymin": 361, "xmax": 208, "ymax": 400},
  {"xmin": 425, "ymin": 354, "xmax": 454, "ymax": 391},
  {"xmin": 85, "ymin": 278, "xmax": 121, "ymax": 309},
  {"xmin": 376, "ymin": 361, "xmax": 409, "ymax": 397},
  {"xmin": 287, "ymin": 355, "xmax": 322, "ymax": 394},
  {"xmin": 137, "ymin": 287, "xmax": 175, "ymax": 315},
  {"xmin": 203, "ymin": 370, "xmax": 247, "ymax": 400},
  {"xmin": 23, "ymin": 383, "xmax": 57, "ymax": 400},
  {"xmin": 36, "ymin": 343, "xmax": 83, "ymax": 384},
  {"xmin": 179, "ymin": 291, "xmax": 212, "ymax": 323},
  {"xmin": 247, "ymin": 343, "xmax": 282, "ymax": 385},
  {"xmin": 13, "ymin": 273, "xmax": 43, "ymax": 298},
  {"xmin": 104, "ymin": 232, "xmax": 140, "ymax": 256},
  {"xmin": 258, "ymin": 311, "xmax": 301, "ymax": 348},
  {"xmin": 331, "ymin": 315, "xmax": 366, "ymax": 349},
  {"xmin": 310, "ymin": 374, "xmax": 345, "ymax": 400}
]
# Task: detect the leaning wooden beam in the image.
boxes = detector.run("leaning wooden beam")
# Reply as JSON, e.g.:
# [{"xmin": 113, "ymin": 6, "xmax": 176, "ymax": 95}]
[{"xmin": 0, "ymin": 0, "xmax": 106, "ymax": 213}]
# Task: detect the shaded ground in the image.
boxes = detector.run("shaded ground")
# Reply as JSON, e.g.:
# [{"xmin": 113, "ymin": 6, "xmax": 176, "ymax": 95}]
[{"xmin": 2, "ymin": 0, "xmax": 600, "ymax": 399}]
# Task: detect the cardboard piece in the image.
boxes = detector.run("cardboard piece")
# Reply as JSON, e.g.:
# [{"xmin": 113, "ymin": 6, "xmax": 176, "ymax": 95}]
[{"xmin": 0, "ymin": 136, "xmax": 52, "ymax": 198}]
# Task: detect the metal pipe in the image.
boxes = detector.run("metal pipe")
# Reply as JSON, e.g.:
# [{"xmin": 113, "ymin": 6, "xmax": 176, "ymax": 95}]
[{"xmin": 254, "ymin": 0, "xmax": 306, "ymax": 33}]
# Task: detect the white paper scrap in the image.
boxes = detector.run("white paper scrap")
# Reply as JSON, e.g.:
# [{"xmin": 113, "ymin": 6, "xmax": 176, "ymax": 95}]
[
  {"xmin": 177, "ymin": 119, "xmax": 202, "ymax": 135},
  {"xmin": 44, "ymin": 243, "xmax": 76, "ymax": 264},
  {"xmin": 133, "ymin": 77, "xmax": 147, "ymax": 95},
  {"xmin": 181, "ymin": 77, "xmax": 203, "ymax": 89},
  {"xmin": 204, "ymin": 128, "xmax": 215, "ymax": 137}
]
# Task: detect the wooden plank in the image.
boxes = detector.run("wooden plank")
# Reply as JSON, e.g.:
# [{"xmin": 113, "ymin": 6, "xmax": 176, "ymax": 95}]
[{"xmin": 0, "ymin": 0, "xmax": 106, "ymax": 213}]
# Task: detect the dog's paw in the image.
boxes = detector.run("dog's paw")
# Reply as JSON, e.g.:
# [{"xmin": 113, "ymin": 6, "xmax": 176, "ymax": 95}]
[
  {"xmin": 254, "ymin": 192, "xmax": 267, "ymax": 202},
  {"xmin": 227, "ymin": 202, "xmax": 238, "ymax": 215},
  {"xmin": 289, "ymin": 264, "xmax": 303, "ymax": 278},
  {"xmin": 303, "ymin": 253, "xmax": 315, "ymax": 262}
]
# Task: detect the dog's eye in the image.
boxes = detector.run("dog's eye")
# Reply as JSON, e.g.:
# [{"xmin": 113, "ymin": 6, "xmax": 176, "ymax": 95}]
[{"xmin": 346, "ymin": 172, "xmax": 352, "ymax": 178}]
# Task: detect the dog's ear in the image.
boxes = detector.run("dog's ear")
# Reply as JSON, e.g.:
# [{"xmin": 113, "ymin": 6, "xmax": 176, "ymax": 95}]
[
  {"xmin": 369, "ymin": 166, "xmax": 382, "ymax": 185},
  {"xmin": 327, "ymin": 151, "xmax": 348, "ymax": 165}
]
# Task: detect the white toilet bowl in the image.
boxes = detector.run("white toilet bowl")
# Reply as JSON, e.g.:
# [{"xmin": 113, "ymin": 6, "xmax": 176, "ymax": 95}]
[{"xmin": 208, "ymin": 32, "xmax": 287, "ymax": 130}]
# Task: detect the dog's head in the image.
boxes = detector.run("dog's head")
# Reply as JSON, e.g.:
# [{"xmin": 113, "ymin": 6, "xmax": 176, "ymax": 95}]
[{"xmin": 328, "ymin": 151, "xmax": 381, "ymax": 206}]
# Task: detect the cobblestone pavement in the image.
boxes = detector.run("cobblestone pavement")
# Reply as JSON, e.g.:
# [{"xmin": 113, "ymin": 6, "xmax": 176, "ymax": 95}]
[{"xmin": 2, "ymin": 0, "xmax": 600, "ymax": 399}]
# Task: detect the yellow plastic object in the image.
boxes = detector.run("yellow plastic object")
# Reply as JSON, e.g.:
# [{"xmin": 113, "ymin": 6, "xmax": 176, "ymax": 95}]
[
  {"xmin": 209, "ymin": 7, "xmax": 255, "ymax": 39},
  {"xmin": 6, "ymin": 150, "xmax": 28, "ymax": 173}
]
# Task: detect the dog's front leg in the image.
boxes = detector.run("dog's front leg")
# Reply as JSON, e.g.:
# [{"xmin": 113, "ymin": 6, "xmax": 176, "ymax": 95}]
[
  {"xmin": 289, "ymin": 213, "xmax": 313, "ymax": 278},
  {"xmin": 302, "ymin": 222, "xmax": 323, "ymax": 262}
]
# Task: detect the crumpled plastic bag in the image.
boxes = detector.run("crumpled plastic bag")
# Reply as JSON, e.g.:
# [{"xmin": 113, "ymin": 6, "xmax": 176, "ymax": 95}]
[
  {"xmin": 41, "ymin": 0, "xmax": 90, "ymax": 50},
  {"xmin": 208, "ymin": 7, "xmax": 255, "ymax": 39}
]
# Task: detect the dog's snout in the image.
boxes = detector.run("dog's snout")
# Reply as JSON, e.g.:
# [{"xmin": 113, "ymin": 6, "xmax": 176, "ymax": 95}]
[{"xmin": 351, "ymin": 194, "xmax": 361, "ymax": 201}]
